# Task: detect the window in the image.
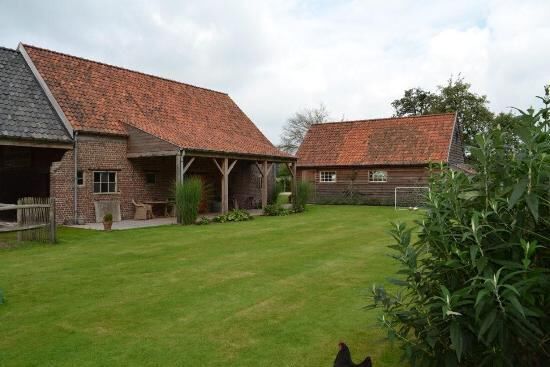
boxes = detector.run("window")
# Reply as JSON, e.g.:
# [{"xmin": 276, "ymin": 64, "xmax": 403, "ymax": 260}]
[
  {"xmin": 369, "ymin": 170, "xmax": 388, "ymax": 183},
  {"xmin": 93, "ymin": 171, "xmax": 117, "ymax": 193},
  {"xmin": 320, "ymin": 171, "xmax": 336, "ymax": 183},
  {"xmin": 77, "ymin": 171, "xmax": 84, "ymax": 186},
  {"xmin": 145, "ymin": 173, "xmax": 156, "ymax": 184}
]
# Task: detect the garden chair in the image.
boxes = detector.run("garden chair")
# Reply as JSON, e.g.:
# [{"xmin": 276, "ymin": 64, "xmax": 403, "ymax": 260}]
[{"xmin": 132, "ymin": 200, "xmax": 153, "ymax": 220}]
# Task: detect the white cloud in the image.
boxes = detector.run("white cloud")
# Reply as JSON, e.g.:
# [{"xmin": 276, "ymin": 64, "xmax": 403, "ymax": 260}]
[{"xmin": 0, "ymin": 0, "xmax": 548, "ymax": 143}]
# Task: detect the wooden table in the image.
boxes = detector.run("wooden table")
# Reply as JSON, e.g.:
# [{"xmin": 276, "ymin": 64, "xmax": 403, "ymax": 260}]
[{"xmin": 143, "ymin": 200, "xmax": 173, "ymax": 217}]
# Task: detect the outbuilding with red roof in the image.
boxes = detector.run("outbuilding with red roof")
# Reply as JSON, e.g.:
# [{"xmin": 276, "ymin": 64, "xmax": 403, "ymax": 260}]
[{"xmin": 296, "ymin": 113, "xmax": 464, "ymax": 206}]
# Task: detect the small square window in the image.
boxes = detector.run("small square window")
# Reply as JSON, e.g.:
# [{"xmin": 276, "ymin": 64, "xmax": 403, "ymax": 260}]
[
  {"xmin": 320, "ymin": 171, "xmax": 336, "ymax": 183},
  {"xmin": 93, "ymin": 171, "xmax": 117, "ymax": 193},
  {"xmin": 145, "ymin": 173, "xmax": 156, "ymax": 184},
  {"xmin": 368, "ymin": 170, "xmax": 388, "ymax": 183},
  {"xmin": 76, "ymin": 171, "xmax": 84, "ymax": 186}
]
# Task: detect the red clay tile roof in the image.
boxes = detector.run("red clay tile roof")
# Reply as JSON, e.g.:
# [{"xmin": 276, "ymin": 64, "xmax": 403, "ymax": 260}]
[
  {"xmin": 23, "ymin": 44, "xmax": 292, "ymax": 159},
  {"xmin": 297, "ymin": 113, "xmax": 457, "ymax": 167}
]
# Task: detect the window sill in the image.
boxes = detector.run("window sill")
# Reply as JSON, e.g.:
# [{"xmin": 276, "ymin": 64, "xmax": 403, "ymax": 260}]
[{"xmin": 93, "ymin": 192, "xmax": 121, "ymax": 195}]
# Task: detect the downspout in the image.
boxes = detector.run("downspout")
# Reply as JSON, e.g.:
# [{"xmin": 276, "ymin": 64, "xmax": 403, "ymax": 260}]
[{"xmin": 73, "ymin": 131, "xmax": 79, "ymax": 224}]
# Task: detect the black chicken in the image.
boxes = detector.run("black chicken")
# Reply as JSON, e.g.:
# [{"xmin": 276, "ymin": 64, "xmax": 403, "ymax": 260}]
[{"xmin": 333, "ymin": 342, "xmax": 372, "ymax": 367}]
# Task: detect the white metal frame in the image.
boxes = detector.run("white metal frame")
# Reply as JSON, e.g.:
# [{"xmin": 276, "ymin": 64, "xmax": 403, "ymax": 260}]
[
  {"xmin": 368, "ymin": 170, "xmax": 388, "ymax": 183},
  {"xmin": 319, "ymin": 171, "xmax": 337, "ymax": 183},
  {"xmin": 394, "ymin": 186, "xmax": 430, "ymax": 210}
]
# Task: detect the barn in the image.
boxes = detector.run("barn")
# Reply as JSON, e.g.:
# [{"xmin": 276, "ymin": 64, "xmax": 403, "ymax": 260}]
[
  {"xmin": 1, "ymin": 43, "xmax": 295, "ymax": 224},
  {"xmin": 296, "ymin": 113, "xmax": 464, "ymax": 206},
  {"xmin": 0, "ymin": 47, "xmax": 73, "ymax": 221}
]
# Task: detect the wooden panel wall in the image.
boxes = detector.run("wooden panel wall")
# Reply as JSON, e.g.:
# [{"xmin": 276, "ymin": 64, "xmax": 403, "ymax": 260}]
[
  {"xmin": 126, "ymin": 125, "xmax": 178, "ymax": 154},
  {"xmin": 298, "ymin": 166, "xmax": 430, "ymax": 205}
]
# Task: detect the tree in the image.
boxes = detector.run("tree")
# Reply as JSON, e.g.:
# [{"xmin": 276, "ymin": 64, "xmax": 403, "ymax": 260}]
[
  {"xmin": 279, "ymin": 103, "xmax": 329, "ymax": 153},
  {"xmin": 370, "ymin": 85, "xmax": 550, "ymax": 366},
  {"xmin": 391, "ymin": 76, "xmax": 494, "ymax": 150},
  {"xmin": 391, "ymin": 88, "xmax": 438, "ymax": 116}
]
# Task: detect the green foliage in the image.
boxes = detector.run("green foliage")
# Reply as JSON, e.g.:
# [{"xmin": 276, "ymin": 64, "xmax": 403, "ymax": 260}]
[
  {"xmin": 175, "ymin": 176, "xmax": 203, "ymax": 225},
  {"xmin": 196, "ymin": 216, "xmax": 210, "ymax": 225},
  {"xmin": 371, "ymin": 86, "xmax": 550, "ymax": 366},
  {"xmin": 392, "ymin": 75, "xmax": 494, "ymax": 151},
  {"xmin": 0, "ymin": 288, "xmax": 4, "ymax": 305},
  {"xmin": 213, "ymin": 209, "xmax": 253, "ymax": 223},
  {"xmin": 294, "ymin": 181, "xmax": 312, "ymax": 212},
  {"xmin": 270, "ymin": 180, "xmax": 284, "ymax": 204},
  {"xmin": 263, "ymin": 203, "xmax": 291, "ymax": 216},
  {"xmin": 103, "ymin": 213, "xmax": 113, "ymax": 222}
]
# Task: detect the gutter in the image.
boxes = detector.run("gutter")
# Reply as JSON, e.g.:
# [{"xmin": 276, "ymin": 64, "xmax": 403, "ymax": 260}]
[{"xmin": 74, "ymin": 131, "xmax": 79, "ymax": 224}]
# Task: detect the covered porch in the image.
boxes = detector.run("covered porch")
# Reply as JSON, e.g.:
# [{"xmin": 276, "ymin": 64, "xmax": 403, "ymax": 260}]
[
  {"xmin": 123, "ymin": 124, "xmax": 297, "ymax": 223},
  {"xmin": 127, "ymin": 151, "xmax": 297, "ymax": 221}
]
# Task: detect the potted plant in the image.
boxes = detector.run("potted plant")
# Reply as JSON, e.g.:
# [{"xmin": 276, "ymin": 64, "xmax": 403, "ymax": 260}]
[{"xmin": 103, "ymin": 213, "xmax": 113, "ymax": 231}]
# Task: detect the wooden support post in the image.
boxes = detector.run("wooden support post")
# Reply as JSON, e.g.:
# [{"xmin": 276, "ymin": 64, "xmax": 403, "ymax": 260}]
[
  {"xmin": 213, "ymin": 158, "xmax": 237, "ymax": 214},
  {"xmin": 261, "ymin": 160, "xmax": 268, "ymax": 209},
  {"xmin": 222, "ymin": 158, "xmax": 229, "ymax": 214},
  {"xmin": 16, "ymin": 198, "xmax": 22, "ymax": 242},
  {"xmin": 49, "ymin": 198, "xmax": 56, "ymax": 243},
  {"xmin": 175, "ymin": 151, "xmax": 183, "ymax": 224},
  {"xmin": 176, "ymin": 151, "xmax": 183, "ymax": 184},
  {"xmin": 286, "ymin": 162, "xmax": 297, "ymax": 207}
]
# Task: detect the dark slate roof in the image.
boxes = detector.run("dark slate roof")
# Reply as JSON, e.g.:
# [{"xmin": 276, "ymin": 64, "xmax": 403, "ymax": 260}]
[{"xmin": 0, "ymin": 47, "xmax": 71, "ymax": 143}]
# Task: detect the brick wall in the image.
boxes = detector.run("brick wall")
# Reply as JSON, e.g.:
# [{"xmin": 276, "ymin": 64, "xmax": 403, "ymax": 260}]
[{"xmin": 50, "ymin": 133, "xmax": 272, "ymax": 223}]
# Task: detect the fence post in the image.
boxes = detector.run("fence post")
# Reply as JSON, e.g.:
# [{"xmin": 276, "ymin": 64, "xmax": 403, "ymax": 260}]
[
  {"xmin": 49, "ymin": 198, "xmax": 56, "ymax": 243},
  {"xmin": 16, "ymin": 198, "xmax": 22, "ymax": 241}
]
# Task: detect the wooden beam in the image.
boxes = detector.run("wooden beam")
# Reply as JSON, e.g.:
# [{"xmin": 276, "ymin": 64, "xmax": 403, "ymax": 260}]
[
  {"xmin": 285, "ymin": 162, "xmax": 297, "ymax": 206},
  {"xmin": 255, "ymin": 161, "xmax": 264, "ymax": 175},
  {"xmin": 186, "ymin": 149, "xmax": 297, "ymax": 163},
  {"xmin": 49, "ymin": 199, "xmax": 56, "ymax": 243},
  {"xmin": 182, "ymin": 157, "xmax": 195, "ymax": 175},
  {"xmin": 285, "ymin": 162, "xmax": 296, "ymax": 177},
  {"xmin": 228, "ymin": 159, "xmax": 238, "ymax": 174},
  {"xmin": 0, "ymin": 139, "xmax": 73, "ymax": 150},
  {"xmin": 212, "ymin": 158, "xmax": 223, "ymax": 174},
  {"xmin": 127, "ymin": 150, "xmax": 178, "ymax": 158},
  {"xmin": 0, "ymin": 204, "xmax": 51, "ymax": 211},
  {"xmin": 261, "ymin": 160, "xmax": 269, "ymax": 209},
  {"xmin": 176, "ymin": 152, "xmax": 183, "ymax": 184},
  {"xmin": 222, "ymin": 158, "xmax": 229, "ymax": 214},
  {"xmin": 0, "ymin": 224, "xmax": 48, "ymax": 233},
  {"xmin": 266, "ymin": 162, "xmax": 273, "ymax": 176}
]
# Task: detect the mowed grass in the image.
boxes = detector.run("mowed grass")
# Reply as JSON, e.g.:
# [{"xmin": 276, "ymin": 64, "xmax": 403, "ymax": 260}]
[{"xmin": 0, "ymin": 205, "xmax": 419, "ymax": 366}]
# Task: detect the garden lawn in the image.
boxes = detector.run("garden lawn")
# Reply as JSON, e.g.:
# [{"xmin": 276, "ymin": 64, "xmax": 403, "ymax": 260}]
[{"xmin": 0, "ymin": 205, "xmax": 419, "ymax": 367}]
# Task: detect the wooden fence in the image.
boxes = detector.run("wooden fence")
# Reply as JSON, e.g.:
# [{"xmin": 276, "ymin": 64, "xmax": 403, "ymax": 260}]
[{"xmin": 0, "ymin": 197, "xmax": 56, "ymax": 243}]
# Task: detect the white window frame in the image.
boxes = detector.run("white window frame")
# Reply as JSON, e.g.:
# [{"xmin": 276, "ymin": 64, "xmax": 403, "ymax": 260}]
[
  {"xmin": 369, "ymin": 170, "xmax": 388, "ymax": 183},
  {"xmin": 76, "ymin": 170, "xmax": 85, "ymax": 187},
  {"xmin": 319, "ymin": 171, "xmax": 337, "ymax": 183},
  {"xmin": 93, "ymin": 171, "xmax": 118, "ymax": 193}
]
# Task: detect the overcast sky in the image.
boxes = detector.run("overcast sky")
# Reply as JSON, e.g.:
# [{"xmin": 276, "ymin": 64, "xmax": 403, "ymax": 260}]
[{"xmin": 1, "ymin": 0, "xmax": 549, "ymax": 143}]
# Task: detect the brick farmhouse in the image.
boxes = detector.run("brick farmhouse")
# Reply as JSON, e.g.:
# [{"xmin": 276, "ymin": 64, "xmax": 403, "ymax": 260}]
[
  {"xmin": 296, "ymin": 114, "xmax": 465, "ymax": 206},
  {"xmin": 0, "ymin": 44, "xmax": 295, "ymax": 224}
]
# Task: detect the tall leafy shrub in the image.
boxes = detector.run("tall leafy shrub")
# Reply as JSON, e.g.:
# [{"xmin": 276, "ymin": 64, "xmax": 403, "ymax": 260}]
[
  {"xmin": 294, "ymin": 181, "xmax": 312, "ymax": 212},
  {"xmin": 370, "ymin": 86, "xmax": 550, "ymax": 366},
  {"xmin": 175, "ymin": 176, "xmax": 203, "ymax": 225}
]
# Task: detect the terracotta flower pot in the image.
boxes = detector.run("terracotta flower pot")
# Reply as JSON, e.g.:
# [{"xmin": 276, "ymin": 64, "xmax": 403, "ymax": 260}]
[{"xmin": 103, "ymin": 221, "xmax": 113, "ymax": 231}]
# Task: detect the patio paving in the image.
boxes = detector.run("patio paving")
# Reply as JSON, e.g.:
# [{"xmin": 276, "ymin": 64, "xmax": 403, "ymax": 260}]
[{"xmin": 67, "ymin": 209, "xmax": 264, "ymax": 230}]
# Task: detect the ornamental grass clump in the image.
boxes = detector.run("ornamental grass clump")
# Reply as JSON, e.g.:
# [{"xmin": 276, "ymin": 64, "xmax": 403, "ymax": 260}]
[
  {"xmin": 294, "ymin": 181, "xmax": 312, "ymax": 212},
  {"xmin": 175, "ymin": 176, "xmax": 202, "ymax": 225},
  {"xmin": 369, "ymin": 86, "xmax": 550, "ymax": 367}
]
